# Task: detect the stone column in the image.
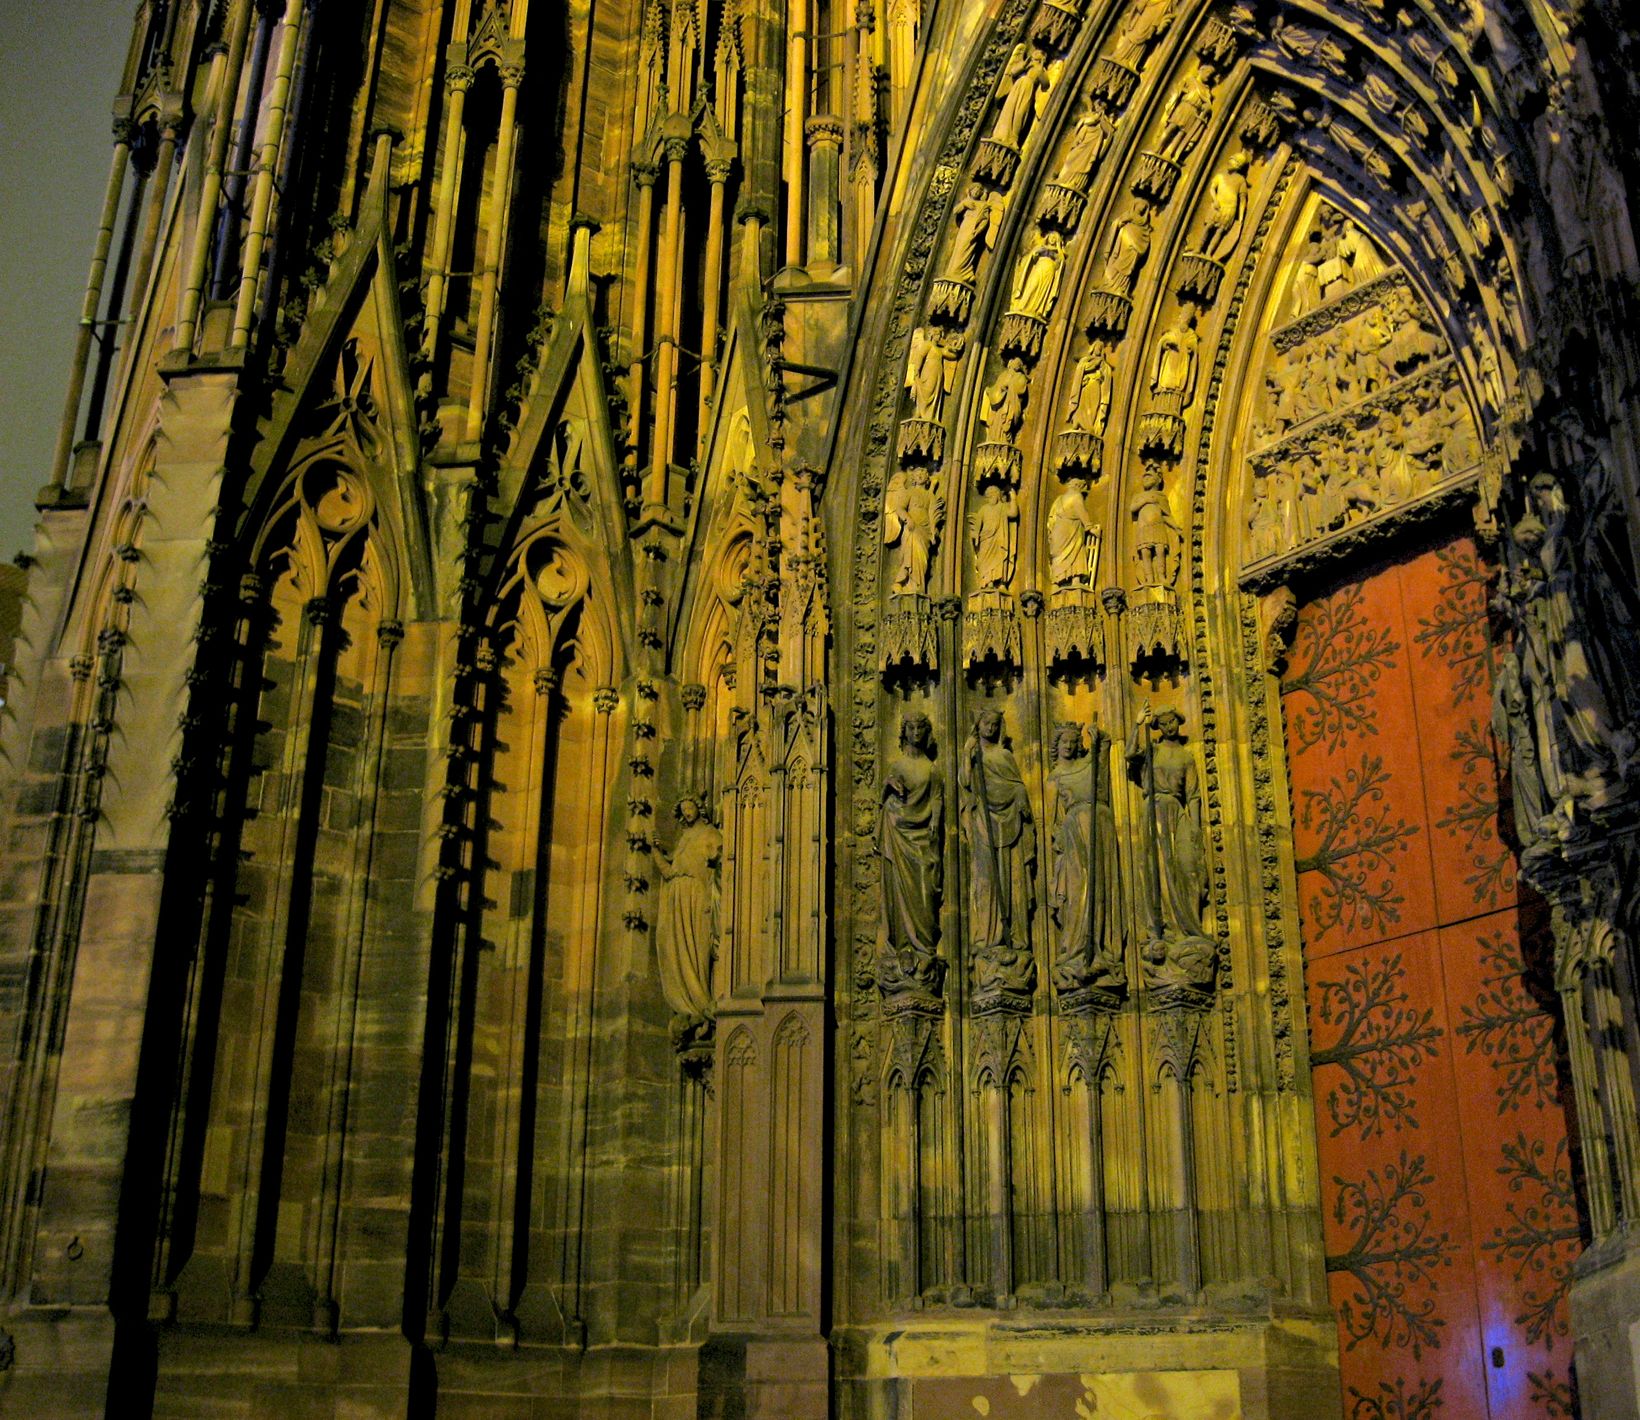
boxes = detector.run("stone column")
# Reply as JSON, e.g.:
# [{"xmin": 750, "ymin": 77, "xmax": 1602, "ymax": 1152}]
[{"xmin": 804, "ymin": 115, "xmax": 844, "ymax": 272}]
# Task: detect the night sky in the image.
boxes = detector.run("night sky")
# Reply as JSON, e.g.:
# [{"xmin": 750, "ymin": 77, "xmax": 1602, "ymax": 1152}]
[{"xmin": 0, "ymin": 4, "xmax": 135, "ymax": 559}]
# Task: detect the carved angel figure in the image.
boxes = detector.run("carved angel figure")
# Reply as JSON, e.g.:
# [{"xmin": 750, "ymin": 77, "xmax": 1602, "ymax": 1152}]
[
  {"xmin": 654, "ymin": 796, "xmax": 722, "ymax": 1030},
  {"xmin": 981, "ymin": 357, "xmax": 1031, "ymax": 444},
  {"xmin": 905, "ymin": 325, "xmax": 964, "ymax": 423},
  {"xmin": 990, "ymin": 42, "xmax": 1053, "ymax": 149},
  {"xmin": 1048, "ymin": 723, "xmax": 1126, "ymax": 994},
  {"xmin": 1010, "ymin": 230, "xmax": 1066, "ymax": 319},
  {"xmin": 1102, "ymin": 202, "xmax": 1153, "ymax": 296},
  {"xmin": 1048, "ymin": 477, "xmax": 1102, "ymax": 589},
  {"xmin": 968, "ymin": 483, "xmax": 1019, "ymax": 589},
  {"xmin": 879, "ymin": 714, "xmax": 946, "ymax": 992},
  {"xmin": 944, "ymin": 184, "xmax": 1004, "ymax": 284},
  {"xmin": 1067, "ymin": 339, "xmax": 1114, "ymax": 436},
  {"xmin": 884, "ymin": 466, "xmax": 943, "ymax": 595}
]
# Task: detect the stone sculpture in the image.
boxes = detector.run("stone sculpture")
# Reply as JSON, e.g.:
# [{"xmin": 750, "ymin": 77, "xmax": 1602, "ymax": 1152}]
[
  {"xmin": 1048, "ymin": 477, "xmax": 1102, "ymax": 588},
  {"xmin": 960, "ymin": 710, "xmax": 1038, "ymax": 1003},
  {"xmin": 968, "ymin": 483, "xmax": 1019, "ymax": 589},
  {"xmin": 879, "ymin": 713, "xmax": 946, "ymax": 993},
  {"xmin": 1048, "ymin": 723, "xmax": 1126, "ymax": 996},
  {"xmin": 654, "ymin": 796, "xmax": 722, "ymax": 1040},
  {"xmin": 884, "ymin": 466, "xmax": 943, "ymax": 595}
]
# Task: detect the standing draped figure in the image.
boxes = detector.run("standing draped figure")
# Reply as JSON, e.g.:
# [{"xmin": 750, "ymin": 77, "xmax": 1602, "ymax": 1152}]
[
  {"xmin": 959, "ymin": 710, "xmax": 1037, "ymax": 999},
  {"xmin": 879, "ymin": 714, "xmax": 946, "ymax": 993},
  {"xmin": 654, "ymin": 796, "xmax": 722, "ymax": 1034},
  {"xmin": 1049, "ymin": 723, "xmax": 1126, "ymax": 995}
]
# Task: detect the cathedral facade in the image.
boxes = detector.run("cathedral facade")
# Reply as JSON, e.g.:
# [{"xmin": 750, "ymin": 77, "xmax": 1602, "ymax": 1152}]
[{"xmin": 2, "ymin": 0, "xmax": 1639, "ymax": 1415}]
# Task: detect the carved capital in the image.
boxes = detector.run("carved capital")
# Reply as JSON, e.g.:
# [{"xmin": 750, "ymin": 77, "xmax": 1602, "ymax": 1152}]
[
  {"xmin": 534, "ymin": 667, "xmax": 560, "ymax": 697},
  {"xmin": 446, "ymin": 62, "xmax": 476, "ymax": 92},
  {"xmin": 377, "ymin": 620, "xmax": 405, "ymax": 649},
  {"xmin": 681, "ymin": 682, "xmax": 707, "ymax": 711},
  {"xmin": 112, "ymin": 116, "xmax": 137, "ymax": 147},
  {"xmin": 594, "ymin": 686, "xmax": 620, "ymax": 714},
  {"xmin": 805, "ymin": 114, "xmax": 846, "ymax": 148}
]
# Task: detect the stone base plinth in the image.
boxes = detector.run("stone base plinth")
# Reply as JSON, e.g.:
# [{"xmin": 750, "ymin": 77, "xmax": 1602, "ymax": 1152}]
[
  {"xmin": 834, "ymin": 1310, "xmax": 1341, "ymax": 1420},
  {"xmin": 1570, "ymin": 1233, "xmax": 1640, "ymax": 1420}
]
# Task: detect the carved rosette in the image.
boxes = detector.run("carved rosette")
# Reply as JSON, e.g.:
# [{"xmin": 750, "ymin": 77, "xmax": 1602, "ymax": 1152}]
[
  {"xmin": 1030, "ymin": 0, "xmax": 1084, "ymax": 52},
  {"xmin": 897, "ymin": 417, "xmax": 946, "ymax": 464},
  {"xmin": 973, "ymin": 442, "xmax": 1023, "ymax": 485},
  {"xmin": 1177, "ymin": 252, "xmax": 1226, "ymax": 305},
  {"xmin": 974, "ymin": 138, "xmax": 1022, "ymax": 190},
  {"xmin": 1137, "ymin": 411, "xmax": 1187, "ymax": 458},
  {"xmin": 997, "ymin": 312, "xmax": 1049, "ymax": 362},
  {"xmin": 1128, "ymin": 587, "xmax": 1183, "ymax": 667},
  {"xmin": 1038, "ymin": 182, "xmax": 1090, "ymax": 231},
  {"xmin": 1088, "ymin": 57, "xmax": 1138, "ymax": 110},
  {"xmin": 1131, "ymin": 151, "xmax": 1182, "ymax": 206},
  {"xmin": 930, "ymin": 277, "xmax": 976, "ymax": 325},
  {"xmin": 1046, "ymin": 589, "xmax": 1106, "ymax": 673},
  {"xmin": 881, "ymin": 594, "xmax": 940, "ymax": 674},
  {"xmin": 1083, "ymin": 290, "xmax": 1133, "ymax": 336},
  {"xmin": 1054, "ymin": 430, "xmax": 1105, "ymax": 478},
  {"xmin": 964, "ymin": 591, "xmax": 1023, "ymax": 670}
]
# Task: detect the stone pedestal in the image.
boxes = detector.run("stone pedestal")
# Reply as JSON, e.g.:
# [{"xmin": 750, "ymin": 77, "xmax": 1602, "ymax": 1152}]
[{"xmin": 1570, "ymin": 1233, "xmax": 1640, "ymax": 1419}]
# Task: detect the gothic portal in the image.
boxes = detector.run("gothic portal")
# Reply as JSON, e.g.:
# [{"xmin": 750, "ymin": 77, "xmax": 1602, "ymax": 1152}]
[{"xmin": 3, "ymin": 1, "xmax": 1640, "ymax": 1416}]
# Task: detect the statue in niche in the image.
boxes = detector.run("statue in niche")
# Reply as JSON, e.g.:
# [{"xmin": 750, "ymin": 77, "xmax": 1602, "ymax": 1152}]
[
  {"xmin": 1127, "ymin": 706, "xmax": 1215, "ymax": 990},
  {"xmin": 654, "ymin": 795, "xmax": 722, "ymax": 1040},
  {"xmin": 1102, "ymin": 202, "xmax": 1154, "ymax": 296},
  {"xmin": 1198, "ymin": 149, "xmax": 1250, "ymax": 261},
  {"xmin": 1048, "ymin": 477, "xmax": 1103, "ymax": 588},
  {"xmin": 1150, "ymin": 309, "xmax": 1200, "ymax": 417},
  {"xmin": 1058, "ymin": 101, "xmax": 1115, "ymax": 190},
  {"xmin": 1010, "ymin": 229, "xmax": 1066, "ymax": 319},
  {"xmin": 960, "ymin": 709, "xmax": 1038, "ymax": 999},
  {"xmin": 880, "ymin": 713, "xmax": 946, "ymax": 993},
  {"xmin": 981, "ymin": 357, "xmax": 1031, "ymax": 443},
  {"xmin": 1510, "ymin": 475, "xmax": 1633, "ymax": 810},
  {"xmin": 1049, "ymin": 722, "xmax": 1126, "ymax": 995},
  {"xmin": 884, "ymin": 466, "xmax": 943, "ymax": 595},
  {"xmin": 944, "ymin": 184, "xmax": 1005, "ymax": 284},
  {"xmin": 1541, "ymin": 78, "xmax": 1594, "ymax": 261},
  {"xmin": 991, "ymin": 42, "xmax": 1053, "ymax": 150},
  {"xmin": 905, "ymin": 325, "xmax": 965, "ymax": 424},
  {"xmin": 1131, "ymin": 463, "xmax": 1182, "ymax": 590},
  {"xmin": 1067, "ymin": 339, "xmax": 1114, "ymax": 436},
  {"xmin": 969, "ymin": 483, "xmax": 1020, "ymax": 589},
  {"xmin": 1111, "ymin": 0, "xmax": 1177, "ymax": 71},
  {"xmin": 1491, "ymin": 652, "xmax": 1551, "ymax": 851},
  {"xmin": 1157, "ymin": 69, "xmax": 1213, "ymax": 163}
]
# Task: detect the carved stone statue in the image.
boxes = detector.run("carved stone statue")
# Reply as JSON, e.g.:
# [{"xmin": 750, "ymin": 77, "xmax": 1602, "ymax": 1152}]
[
  {"xmin": 981, "ymin": 357, "xmax": 1031, "ymax": 444},
  {"xmin": 654, "ymin": 796, "xmax": 722, "ymax": 1035},
  {"xmin": 1110, "ymin": 0, "xmax": 1176, "ymax": 71},
  {"xmin": 1057, "ymin": 101, "xmax": 1115, "ymax": 190},
  {"xmin": 960, "ymin": 710, "xmax": 1037, "ymax": 1001},
  {"xmin": 1130, "ymin": 463, "xmax": 1181, "ymax": 590},
  {"xmin": 1010, "ymin": 230, "xmax": 1066, "ymax": 319},
  {"xmin": 884, "ymin": 466, "xmax": 943, "ymax": 594},
  {"xmin": 1157, "ymin": 69, "xmax": 1213, "ymax": 163},
  {"xmin": 1150, "ymin": 309, "xmax": 1200, "ymax": 416},
  {"xmin": 1491, "ymin": 651, "xmax": 1550, "ymax": 851},
  {"xmin": 1127, "ymin": 706, "xmax": 1214, "ymax": 990},
  {"xmin": 968, "ymin": 483, "xmax": 1019, "ymax": 589},
  {"xmin": 990, "ymin": 42, "xmax": 1053, "ymax": 149},
  {"xmin": 1102, "ymin": 202, "xmax": 1153, "ymax": 296},
  {"xmin": 1048, "ymin": 477, "xmax": 1102, "ymax": 589},
  {"xmin": 1066, "ymin": 339, "xmax": 1113, "ymax": 435},
  {"xmin": 879, "ymin": 714, "xmax": 946, "ymax": 993},
  {"xmin": 1338, "ymin": 219, "xmax": 1387, "ymax": 282},
  {"xmin": 944, "ymin": 183, "xmax": 1003, "ymax": 284},
  {"xmin": 1198, "ymin": 150, "xmax": 1250, "ymax": 261},
  {"xmin": 905, "ymin": 325, "xmax": 964, "ymax": 423},
  {"xmin": 1048, "ymin": 723, "xmax": 1126, "ymax": 995}
]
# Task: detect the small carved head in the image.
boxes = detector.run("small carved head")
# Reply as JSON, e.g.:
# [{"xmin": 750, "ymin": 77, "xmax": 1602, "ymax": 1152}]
[
  {"xmin": 975, "ymin": 707, "xmax": 1004, "ymax": 740},
  {"xmin": 1153, "ymin": 707, "xmax": 1186, "ymax": 736},
  {"xmin": 675, "ymin": 795, "xmax": 703, "ymax": 825},
  {"xmin": 900, "ymin": 712, "xmax": 934, "ymax": 753},
  {"xmin": 1052, "ymin": 722, "xmax": 1087, "ymax": 760}
]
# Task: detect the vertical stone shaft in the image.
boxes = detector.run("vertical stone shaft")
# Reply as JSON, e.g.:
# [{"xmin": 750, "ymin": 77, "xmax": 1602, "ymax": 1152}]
[
  {"xmin": 421, "ymin": 67, "xmax": 473, "ymax": 363},
  {"xmin": 698, "ymin": 160, "xmax": 733, "ymax": 444},
  {"xmin": 230, "ymin": 0, "xmax": 307, "ymax": 347},
  {"xmin": 627, "ymin": 162, "xmax": 659, "ymax": 466},
  {"xmin": 648, "ymin": 134, "xmax": 689, "ymax": 506},
  {"xmin": 783, "ymin": 0, "xmax": 808, "ymax": 268},
  {"xmin": 176, "ymin": 0, "xmax": 255, "ymax": 349},
  {"xmin": 50, "ymin": 127, "xmax": 132, "ymax": 492},
  {"xmin": 464, "ymin": 63, "xmax": 524, "ymax": 441}
]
